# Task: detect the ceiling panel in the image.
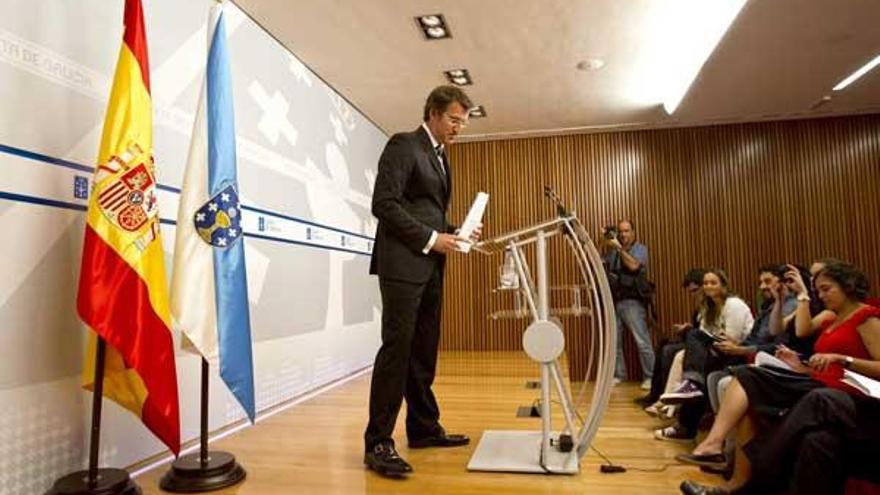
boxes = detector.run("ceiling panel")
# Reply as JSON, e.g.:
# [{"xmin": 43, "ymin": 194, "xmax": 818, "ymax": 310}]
[{"xmin": 234, "ymin": 0, "xmax": 880, "ymax": 140}]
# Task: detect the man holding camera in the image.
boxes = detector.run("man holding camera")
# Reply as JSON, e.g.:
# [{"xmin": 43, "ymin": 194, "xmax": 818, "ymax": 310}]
[{"xmin": 602, "ymin": 219, "xmax": 654, "ymax": 388}]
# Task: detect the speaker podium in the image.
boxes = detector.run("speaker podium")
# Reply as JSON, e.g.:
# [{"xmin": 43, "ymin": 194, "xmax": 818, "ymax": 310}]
[{"xmin": 467, "ymin": 210, "xmax": 617, "ymax": 474}]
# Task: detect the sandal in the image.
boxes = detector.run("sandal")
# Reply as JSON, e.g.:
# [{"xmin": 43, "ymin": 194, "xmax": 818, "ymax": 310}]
[
  {"xmin": 675, "ymin": 451, "xmax": 728, "ymax": 469},
  {"xmin": 680, "ymin": 480, "xmax": 730, "ymax": 495}
]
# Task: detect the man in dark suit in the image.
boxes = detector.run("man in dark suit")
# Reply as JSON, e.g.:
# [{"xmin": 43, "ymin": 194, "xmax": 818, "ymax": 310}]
[{"xmin": 364, "ymin": 86, "xmax": 477, "ymax": 477}]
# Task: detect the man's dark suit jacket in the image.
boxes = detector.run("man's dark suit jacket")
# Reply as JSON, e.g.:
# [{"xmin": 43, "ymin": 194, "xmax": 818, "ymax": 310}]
[{"xmin": 369, "ymin": 126, "xmax": 454, "ymax": 284}]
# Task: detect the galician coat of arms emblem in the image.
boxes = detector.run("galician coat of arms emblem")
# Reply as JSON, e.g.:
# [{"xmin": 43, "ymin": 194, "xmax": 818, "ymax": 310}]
[{"xmin": 194, "ymin": 184, "xmax": 242, "ymax": 249}]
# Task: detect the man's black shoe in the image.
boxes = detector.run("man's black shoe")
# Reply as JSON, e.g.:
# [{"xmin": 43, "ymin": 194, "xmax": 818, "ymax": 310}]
[
  {"xmin": 408, "ymin": 432, "xmax": 470, "ymax": 449},
  {"xmin": 364, "ymin": 443, "xmax": 413, "ymax": 477}
]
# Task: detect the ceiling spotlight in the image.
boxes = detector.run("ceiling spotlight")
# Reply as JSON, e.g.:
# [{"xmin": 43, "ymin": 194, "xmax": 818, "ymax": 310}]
[
  {"xmin": 810, "ymin": 95, "xmax": 832, "ymax": 110},
  {"xmin": 420, "ymin": 15, "xmax": 442, "ymax": 27},
  {"xmin": 576, "ymin": 58, "xmax": 606, "ymax": 71},
  {"xmin": 426, "ymin": 27, "xmax": 447, "ymax": 38},
  {"xmin": 469, "ymin": 105, "xmax": 487, "ymax": 118},
  {"xmin": 444, "ymin": 69, "xmax": 472, "ymax": 86},
  {"xmin": 415, "ymin": 14, "xmax": 451, "ymax": 40}
]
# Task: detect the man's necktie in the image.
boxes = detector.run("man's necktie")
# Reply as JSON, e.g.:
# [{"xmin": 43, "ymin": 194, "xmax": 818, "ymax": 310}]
[{"xmin": 434, "ymin": 144, "xmax": 446, "ymax": 176}]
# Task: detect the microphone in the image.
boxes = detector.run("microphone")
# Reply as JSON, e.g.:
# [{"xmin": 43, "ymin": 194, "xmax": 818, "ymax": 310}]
[{"xmin": 543, "ymin": 185, "xmax": 570, "ymax": 218}]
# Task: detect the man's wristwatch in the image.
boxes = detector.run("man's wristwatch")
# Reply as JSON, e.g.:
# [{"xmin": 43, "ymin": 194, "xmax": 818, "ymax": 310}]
[{"xmin": 843, "ymin": 356, "xmax": 854, "ymax": 369}]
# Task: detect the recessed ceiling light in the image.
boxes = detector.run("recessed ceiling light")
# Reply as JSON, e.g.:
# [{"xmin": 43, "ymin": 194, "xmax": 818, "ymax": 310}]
[
  {"xmin": 426, "ymin": 26, "xmax": 447, "ymax": 38},
  {"xmin": 444, "ymin": 69, "xmax": 472, "ymax": 86},
  {"xmin": 415, "ymin": 14, "xmax": 451, "ymax": 40},
  {"xmin": 576, "ymin": 58, "xmax": 605, "ymax": 71},
  {"xmin": 810, "ymin": 95, "xmax": 832, "ymax": 110},
  {"xmin": 833, "ymin": 52, "xmax": 880, "ymax": 91},
  {"xmin": 469, "ymin": 105, "xmax": 487, "ymax": 118},
  {"xmin": 420, "ymin": 15, "xmax": 442, "ymax": 27}
]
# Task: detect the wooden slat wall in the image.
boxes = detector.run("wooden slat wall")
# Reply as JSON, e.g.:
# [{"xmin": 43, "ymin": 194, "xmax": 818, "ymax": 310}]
[{"xmin": 442, "ymin": 114, "xmax": 880, "ymax": 381}]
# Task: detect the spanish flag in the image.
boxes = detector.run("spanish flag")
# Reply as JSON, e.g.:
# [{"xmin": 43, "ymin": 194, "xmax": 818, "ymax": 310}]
[{"xmin": 77, "ymin": 0, "xmax": 180, "ymax": 454}]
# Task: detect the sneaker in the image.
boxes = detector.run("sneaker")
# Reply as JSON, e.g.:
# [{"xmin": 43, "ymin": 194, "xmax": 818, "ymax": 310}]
[
  {"xmin": 645, "ymin": 401, "xmax": 679, "ymax": 419},
  {"xmin": 640, "ymin": 379, "xmax": 652, "ymax": 390},
  {"xmin": 660, "ymin": 380, "xmax": 704, "ymax": 405},
  {"xmin": 653, "ymin": 424, "xmax": 695, "ymax": 443},
  {"xmin": 612, "ymin": 377, "xmax": 622, "ymax": 386}
]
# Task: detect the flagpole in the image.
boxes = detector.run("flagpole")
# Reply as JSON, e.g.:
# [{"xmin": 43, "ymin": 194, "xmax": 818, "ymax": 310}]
[
  {"xmin": 45, "ymin": 337, "xmax": 141, "ymax": 495},
  {"xmin": 200, "ymin": 357, "xmax": 210, "ymax": 467},
  {"xmin": 159, "ymin": 359, "xmax": 246, "ymax": 492},
  {"xmin": 87, "ymin": 337, "xmax": 107, "ymax": 487}
]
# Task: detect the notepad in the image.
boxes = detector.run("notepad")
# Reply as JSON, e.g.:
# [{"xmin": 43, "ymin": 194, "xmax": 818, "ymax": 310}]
[
  {"xmin": 456, "ymin": 192, "xmax": 488, "ymax": 253},
  {"xmin": 841, "ymin": 369, "xmax": 880, "ymax": 399},
  {"xmin": 754, "ymin": 350, "xmax": 792, "ymax": 371}
]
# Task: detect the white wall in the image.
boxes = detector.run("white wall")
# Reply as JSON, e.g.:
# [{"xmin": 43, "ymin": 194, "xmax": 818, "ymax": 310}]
[{"xmin": 0, "ymin": 1, "xmax": 385, "ymax": 493}]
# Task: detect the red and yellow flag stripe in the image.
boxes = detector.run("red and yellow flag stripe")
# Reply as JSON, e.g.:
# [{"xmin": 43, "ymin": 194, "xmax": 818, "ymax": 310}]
[{"xmin": 77, "ymin": 0, "xmax": 180, "ymax": 454}]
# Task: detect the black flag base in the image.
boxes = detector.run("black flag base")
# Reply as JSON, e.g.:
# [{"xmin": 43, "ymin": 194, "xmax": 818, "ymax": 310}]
[
  {"xmin": 159, "ymin": 451, "xmax": 245, "ymax": 493},
  {"xmin": 46, "ymin": 468, "xmax": 141, "ymax": 495}
]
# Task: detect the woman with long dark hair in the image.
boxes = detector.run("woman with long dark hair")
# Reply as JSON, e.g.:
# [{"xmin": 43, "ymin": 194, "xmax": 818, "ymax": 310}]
[{"xmin": 654, "ymin": 268, "xmax": 754, "ymax": 441}]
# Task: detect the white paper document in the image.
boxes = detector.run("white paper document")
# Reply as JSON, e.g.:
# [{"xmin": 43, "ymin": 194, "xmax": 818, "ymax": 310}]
[
  {"xmin": 841, "ymin": 369, "xmax": 880, "ymax": 399},
  {"xmin": 456, "ymin": 192, "xmax": 489, "ymax": 253},
  {"xmin": 754, "ymin": 351, "xmax": 793, "ymax": 370}
]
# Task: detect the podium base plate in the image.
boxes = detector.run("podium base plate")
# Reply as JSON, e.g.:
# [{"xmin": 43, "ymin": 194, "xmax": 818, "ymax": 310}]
[
  {"xmin": 46, "ymin": 468, "xmax": 141, "ymax": 495},
  {"xmin": 467, "ymin": 430, "xmax": 579, "ymax": 474},
  {"xmin": 159, "ymin": 451, "xmax": 246, "ymax": 493}
]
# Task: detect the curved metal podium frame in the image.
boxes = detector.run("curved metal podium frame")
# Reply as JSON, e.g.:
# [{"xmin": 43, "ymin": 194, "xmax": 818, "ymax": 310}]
[{"xmin": 466, "ymin": 214, "xmax": 616, "ymax": 474}]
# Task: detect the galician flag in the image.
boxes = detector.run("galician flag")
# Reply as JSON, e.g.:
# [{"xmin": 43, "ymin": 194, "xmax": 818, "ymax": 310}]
[
  {"xmin": 77, "ymin": 0, "xmax": 180, "ymax": 454},
  {"xmin": 171, "ymin": 2, "xmax": 256, "ymax": 422}
]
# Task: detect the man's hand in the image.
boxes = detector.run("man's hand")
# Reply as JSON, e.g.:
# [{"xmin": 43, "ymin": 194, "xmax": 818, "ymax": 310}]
[
  {"xmin": 784, "ymin": 264, "xmax": 808, "ymax": 296},
  {"xmin": 605, "ymin": 238, "xmax": 623, "ymax": 251},
  {"xmin": 431, "ymin": 233, "xmax": 467, "ymax": 254},
  {"xmin": 469, "ymin": 223, "xmax": 483, "ymax": 243},
  {"xmin": 768, "ymin": 281, "xmax": 781, "ymax": 302}
]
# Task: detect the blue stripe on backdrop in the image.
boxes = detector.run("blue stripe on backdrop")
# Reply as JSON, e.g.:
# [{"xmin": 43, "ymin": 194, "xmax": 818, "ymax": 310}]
[
  {"xmin": 0, "ymin": 143, "xmax": 93, "ymax": 174},
  {"xmin": 206, "ymin": 11, "xmax": 256, "ymax": 422},
  {"xmin": 0, "ymin": 143, "xmax": 374, "ymax": 241},
  {"xmin": 0, "ymin": 190, "xmax": 88, "ymax": 212},
  {"xmin": 0, "ymin": 189, "xmax": 373, "ymax": 255},
  {"xmin": 243, "ymin": 231, "xmax": 369, "ymax": 255}
]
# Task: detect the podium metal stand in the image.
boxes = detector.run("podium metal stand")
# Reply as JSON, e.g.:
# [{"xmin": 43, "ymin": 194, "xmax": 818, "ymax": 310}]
[{"xmin": 466, "ymin": 213, "xmax": 616, "ymax": 474}]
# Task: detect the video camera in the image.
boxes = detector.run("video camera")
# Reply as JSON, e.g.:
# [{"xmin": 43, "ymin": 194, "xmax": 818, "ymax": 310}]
[{"xmin": 602, "ymin": 225, "xmax": 618, "ymax": 241}]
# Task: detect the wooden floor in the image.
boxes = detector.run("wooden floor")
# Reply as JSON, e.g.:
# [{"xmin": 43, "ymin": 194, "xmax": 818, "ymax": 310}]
[{"xmin": 137, "ymin": 352, "xmax": 716, "ymax": 494}]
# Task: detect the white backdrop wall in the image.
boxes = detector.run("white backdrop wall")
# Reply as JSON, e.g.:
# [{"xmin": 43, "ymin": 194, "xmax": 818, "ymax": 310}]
[{"xmin": 0, "ymin": 1, "xmax": 386, "ymax": 493}]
